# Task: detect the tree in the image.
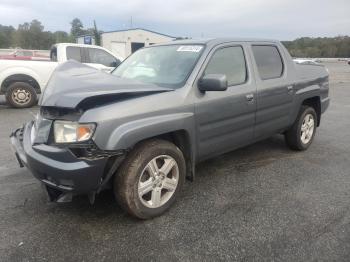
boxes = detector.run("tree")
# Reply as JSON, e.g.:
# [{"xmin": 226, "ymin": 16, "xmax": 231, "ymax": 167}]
[
  {"xmin": 12, "ymin": 20, "xmax": 56, "ymax": 49},
  {"xmin": 0, "ymin": 25, "xmax": 15, "ymax": 48},
  {"xmin": 282, "ymin": 36, "xmax": 350, "ymax": 58},
  {"xmin": 70, "ymin": 18, "xmax": 85, "ymax": 39},
  {"xmin": 13, "ymin": 22, "xmax": 30, "ymax": 48},
  {"xmin": 2, "ymin": 18, "xmax": 89, "ymax": 49},
  {"xmin": 28, "ymin": 19, "xmax": 45, "ymax": 49},
  {"xmin": 53, "ymin": 31, "xmax": 72, "ymax": 43},
  {"xmin": 93, "ymin": 20, "xmax": 101, "ymax": 46}
]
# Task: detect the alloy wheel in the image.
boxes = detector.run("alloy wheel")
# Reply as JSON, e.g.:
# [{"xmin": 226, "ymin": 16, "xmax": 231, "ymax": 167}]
[
  {"xmin": 300, "ymin": 113, "xmax": 315, "ymax": 144},
  {"xmin": 138, "ymin": 155, "xmax": 179, "ymax": 208}
]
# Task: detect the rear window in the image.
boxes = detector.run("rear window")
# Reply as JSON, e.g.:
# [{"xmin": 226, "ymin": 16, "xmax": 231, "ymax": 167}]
[
  {"xmin": 252, "ymin": 45, "xmax": 284, "ymax": 80},
  {"xmin": 66, "ymin": 47, "xmax": 82, "ymax": 62}
]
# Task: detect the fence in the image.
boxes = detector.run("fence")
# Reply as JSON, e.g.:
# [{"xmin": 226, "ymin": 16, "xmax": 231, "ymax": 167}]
[{"xmin": 0, "ymin": 49, "xmax": 50, "ymax": 56}]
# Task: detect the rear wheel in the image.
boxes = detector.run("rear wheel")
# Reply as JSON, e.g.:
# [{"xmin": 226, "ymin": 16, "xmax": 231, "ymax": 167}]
[
  {"xmin": 285, "ymin": 106, "xmax": 317, "ymax": 151},
  {"xmin": 5, "ymin": 82, "xmax": 37, "ymax": 108},
  {"xmin": 114, "ymin": 139, "xmax": 186, "ymax": 219}
]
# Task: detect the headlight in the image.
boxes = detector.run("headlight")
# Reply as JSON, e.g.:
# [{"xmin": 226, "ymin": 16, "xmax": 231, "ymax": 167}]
[{"xmin": 54, "ymin": 121, "xmax": 96, "ymax": 143}]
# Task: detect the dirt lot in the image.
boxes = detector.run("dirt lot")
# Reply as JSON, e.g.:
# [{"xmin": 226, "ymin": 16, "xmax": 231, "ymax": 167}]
[{"xmin": 0, "ymin": 62, "xmax": 349, "ymax": 261}]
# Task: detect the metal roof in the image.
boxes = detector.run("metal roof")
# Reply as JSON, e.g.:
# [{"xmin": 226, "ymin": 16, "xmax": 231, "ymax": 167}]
[{"xmin": 101, "ymin": 28, "xmax": 176, "ymax": 38}]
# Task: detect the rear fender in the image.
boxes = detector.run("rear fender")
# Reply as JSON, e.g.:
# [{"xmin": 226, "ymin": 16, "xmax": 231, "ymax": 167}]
[{"xmin": 290, "ymin": 78, "xmax": 324, "ymax": 126}]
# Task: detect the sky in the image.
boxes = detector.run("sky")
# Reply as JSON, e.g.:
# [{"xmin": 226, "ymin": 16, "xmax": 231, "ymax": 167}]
[{"xmin": 0, "ymin": 0, "xmax": 349, "ymax": 40}]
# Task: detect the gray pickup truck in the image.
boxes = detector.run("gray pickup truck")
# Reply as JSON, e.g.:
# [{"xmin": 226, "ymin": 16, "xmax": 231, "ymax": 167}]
[{"xmin": 10, "ymin": 38, "xmax": 330, "ymax": 219}]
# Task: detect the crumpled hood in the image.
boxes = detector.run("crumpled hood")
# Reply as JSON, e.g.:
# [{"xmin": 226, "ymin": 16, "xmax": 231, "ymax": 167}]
[{"xmin": 39, "ymin": 60, "xmax": 174, "ymax": 109}]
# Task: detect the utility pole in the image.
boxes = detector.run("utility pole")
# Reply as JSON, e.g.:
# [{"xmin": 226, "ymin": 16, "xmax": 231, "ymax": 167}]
[{"xmin": 130, "ymin": 16, "xmax": 133, "ymax": 29}]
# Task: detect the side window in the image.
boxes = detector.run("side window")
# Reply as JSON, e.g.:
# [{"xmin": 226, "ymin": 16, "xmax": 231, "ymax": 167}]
[
  {"xmin": 66, "ymin": 47, "xmax": 82, "ymax": 62},
  {"xmin": 204, "ymin": 46, "xmax": 247, "ymax": 86},
  {"xmin": 252, "ymin": 45, "xmax": 284, "ymax": 80},
  {"xmin": 87, "ymin": 48, "xmax": 119, "ymax": 67}
]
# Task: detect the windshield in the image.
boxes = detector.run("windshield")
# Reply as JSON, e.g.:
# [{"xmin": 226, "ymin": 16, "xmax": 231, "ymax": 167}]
[{"xmin": 112, "ymin": 44, "xmax": 204, "ymax": 88}]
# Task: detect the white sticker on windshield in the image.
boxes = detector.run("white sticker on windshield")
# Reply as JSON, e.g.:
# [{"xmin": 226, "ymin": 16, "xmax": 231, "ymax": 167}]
[{"xmin": 177, "ymin": 46, "xmax": 203, "ymax": 52}]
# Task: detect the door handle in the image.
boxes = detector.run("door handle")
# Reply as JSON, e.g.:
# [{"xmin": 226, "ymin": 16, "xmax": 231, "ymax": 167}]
[
  {"xmin": 246, "ymin": 94, "xmax": 254, "ymax": 102},
  {"xmin": 287, "ymin": 85, "xmax": 294, "ymax": 93}
]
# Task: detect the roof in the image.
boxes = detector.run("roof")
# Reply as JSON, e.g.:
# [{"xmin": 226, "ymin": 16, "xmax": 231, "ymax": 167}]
[
  {"xmin": 146, "ymin": 37, "xmax": 280, "ymax": 48},
  {"xmin": 170, "ymin": 37, "xmax": 279, "ymax": 45},
  {"xmin": 52, "ymin": 43, "xmax": 105, "ymax": 49},
  {"xmin": 101, "ymin": 28, "xmax": 176, "ymax": 38}
]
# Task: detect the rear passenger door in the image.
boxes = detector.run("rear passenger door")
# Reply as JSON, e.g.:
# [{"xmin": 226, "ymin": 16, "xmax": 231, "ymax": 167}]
[
  {"xmin": 251, "ymin": 44, "xmax": 294, "ymax": 139},
  {"xmin": 195, "ymin": 44, "xmax": 257, "ymax": 161}
]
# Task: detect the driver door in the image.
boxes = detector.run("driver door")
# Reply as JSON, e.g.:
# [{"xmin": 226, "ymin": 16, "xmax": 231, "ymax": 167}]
[{"xmin": 195, "ymin": 44, "xmax": 257, "ymax": 161}]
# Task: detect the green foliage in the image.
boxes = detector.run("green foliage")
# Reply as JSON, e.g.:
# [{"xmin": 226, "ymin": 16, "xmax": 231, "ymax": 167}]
[
  {"xmin": 282, "ymin": 36, "xmax": 350, "ymax": 58},
  {"xmin": 13, "ymin": 20, "xmax": 55, "ymax": 49},
  {"xmin": 53, "ymin": 31, "xmax": 72, "ymax": 43},
  {"xmin": 0, "ymin": 18, "xmax": 96, "ymax": 50},
  {"xmin": 0, "ymin": 25, "xmax": 15, "ymax": 48},
  {"xmin": 93, "ymin": 20, "xmax": 101, "ymax": 46},
  {"xmin": 70, "ymin": 18, "xmax": 85, "ymax": 39}
]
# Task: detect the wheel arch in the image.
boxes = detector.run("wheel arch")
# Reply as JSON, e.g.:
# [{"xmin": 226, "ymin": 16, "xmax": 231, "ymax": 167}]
[
  {"xmin": 1, "ymin": 74, "xmax": 41, "ymax": 95},
  {"xmin": 97, "ymin": 113, "xmax": 197, "ymax": 180},
  {"xmin": 302, "ymin": 96, "xmax": 321, "ymax": 126},
  {"xmin": 119, "ymin": 129, "xmax": 195, "ymax": 181},
  {"xmin": 141, "ymin": 130, "xmax": 195, "ymax": 181}
]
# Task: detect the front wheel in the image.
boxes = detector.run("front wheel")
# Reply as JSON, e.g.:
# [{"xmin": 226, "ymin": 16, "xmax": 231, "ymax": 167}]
[
  {"xmin": 285, "ymin": 106, "xmax": 317, "ymax": 151},
  {"xmin": 5, "ymin": 82, "xmax": 37, "ymax": 108},
  {"xmin": 114, "ymin": 139, "xmax": 186, "ymax": 219}
]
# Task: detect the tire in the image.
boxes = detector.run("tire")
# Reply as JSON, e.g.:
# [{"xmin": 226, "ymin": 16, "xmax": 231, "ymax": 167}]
[
  {"xmin": 114, "ymin": 139, "xmax": 186, "ymax": 219},
  {"xmin": 285, "ymin": 106, "xmax": 317, "ymax": 151},
  {"xmin": 5, "ymin": 82, "xmax": 37, "ymax": 108}
]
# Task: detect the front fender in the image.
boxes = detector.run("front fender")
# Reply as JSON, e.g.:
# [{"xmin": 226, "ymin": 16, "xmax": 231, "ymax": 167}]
[{"xmin": 105, "ymin": 112, "xmax": 195, "ymax": 151}]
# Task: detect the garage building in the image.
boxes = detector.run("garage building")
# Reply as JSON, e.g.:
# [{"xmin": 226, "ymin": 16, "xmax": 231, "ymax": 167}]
[{"xmin": 101, "ymin": 28, "xmax": 175, "ymax": 59}]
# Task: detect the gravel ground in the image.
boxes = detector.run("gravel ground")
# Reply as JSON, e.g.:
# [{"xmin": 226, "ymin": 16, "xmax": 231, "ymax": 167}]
[{"xmin": 0, "ymin": 62, "xmax": 349, "ymax": 262}]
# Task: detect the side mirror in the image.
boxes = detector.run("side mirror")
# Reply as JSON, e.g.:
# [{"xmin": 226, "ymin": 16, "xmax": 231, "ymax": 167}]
[
  {"xmin": 110, "ymin": 60, "xmax": 121, "ymax": 68},
  {"xmin": 198, "ymin": 74, "xmax": 227, "ymax": 92}
]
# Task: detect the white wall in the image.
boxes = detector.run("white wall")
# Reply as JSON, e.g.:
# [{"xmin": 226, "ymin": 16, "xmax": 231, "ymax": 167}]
[{"xmin": 101, "ymin": 29, "xmax": 174, "ymax": 59}]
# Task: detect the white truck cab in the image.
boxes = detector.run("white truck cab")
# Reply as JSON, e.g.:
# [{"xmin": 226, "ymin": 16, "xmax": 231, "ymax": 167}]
[{"xmin": 0, "ymin": 43, "xmax": 122, "ymax": 108}]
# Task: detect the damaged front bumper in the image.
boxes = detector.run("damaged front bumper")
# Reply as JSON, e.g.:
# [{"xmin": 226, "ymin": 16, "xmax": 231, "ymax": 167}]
[{"xmin": 10, "ymin": 121, "xmax": 123, "ymax": 203}]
